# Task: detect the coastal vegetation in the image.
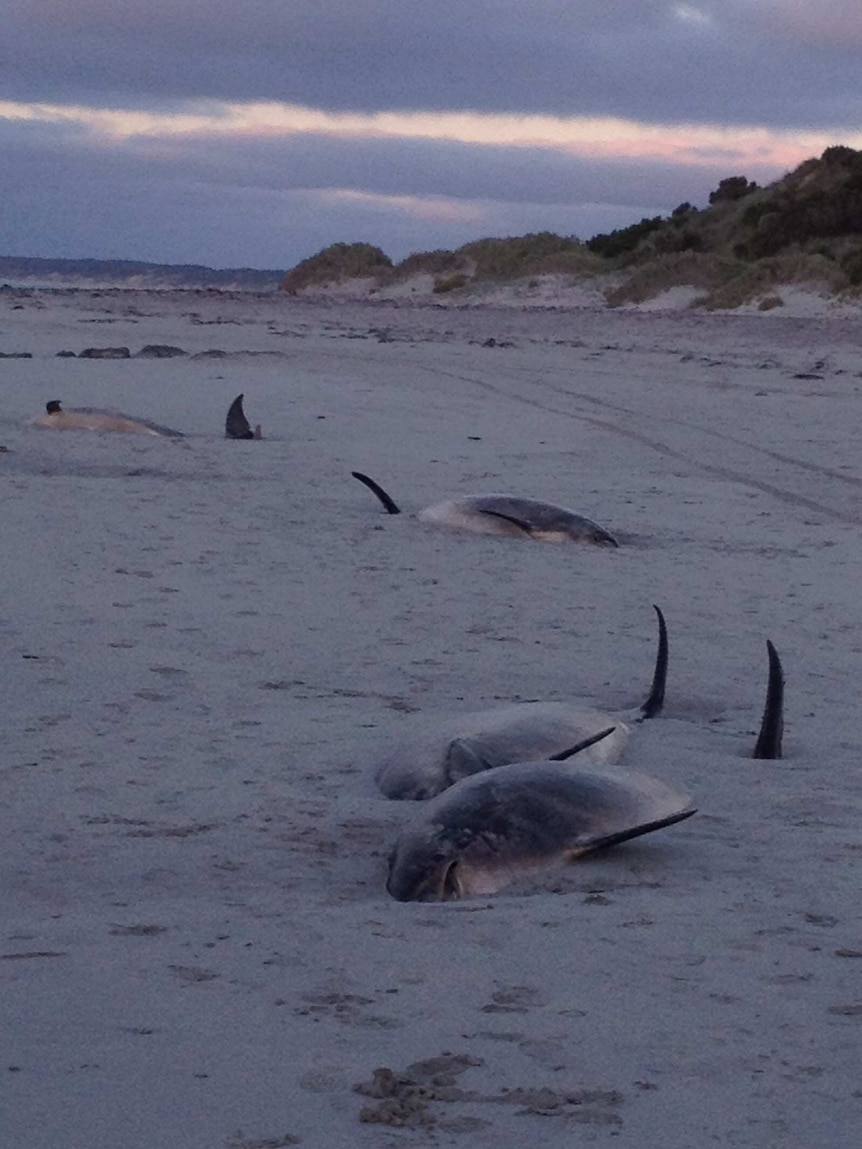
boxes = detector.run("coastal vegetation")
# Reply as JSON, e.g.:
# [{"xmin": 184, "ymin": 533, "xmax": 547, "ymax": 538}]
[{"xmin": 280, "ymin": 146, "xmax": 862, "ymax": 308}]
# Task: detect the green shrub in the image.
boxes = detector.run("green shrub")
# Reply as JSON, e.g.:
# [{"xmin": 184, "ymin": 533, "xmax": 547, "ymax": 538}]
[
  {"xmin": 587, "ymin": 217, "xmax": 664, "ymax": 259},
  {"xmin": 457, "ymin": 232, "xmax": 598, "ymax": 280},
  {"xmin": 280, "ymin": 242, "xmax": 392, "ymax": 293},
  {"xmin": 840, "ymin": 247, "xmax": 862, "ymax": 286},
  {"xmin": 603, "ymin": 251, "xmax": 738, "ymax": 307},
  {"xmin": 389, "ymin": 250, "xmax": 466, "ymax": 280},
  {"xmin": 708, "ymin": 176, "xmax": 758, "ymax": 205},
  {"xmin": 432, "ymin": 272, "xmax": 468, "ymax": 293},
  {"xmin": 696, "ymin": 252, "xmax": 846, "ymax": 309}
]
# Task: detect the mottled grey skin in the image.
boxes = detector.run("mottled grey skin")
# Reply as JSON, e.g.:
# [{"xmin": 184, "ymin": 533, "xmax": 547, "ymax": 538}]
[
  {"xmin": 351, "ymin": 471, "xmax": 617, "ymax": 545},
  {"xmin": 375, "ymin": 605, "xmax": 667, "ymax": 800},
  {"xmin": 387, "ymin": 759, "xmax": 695, "ymax": 901}
]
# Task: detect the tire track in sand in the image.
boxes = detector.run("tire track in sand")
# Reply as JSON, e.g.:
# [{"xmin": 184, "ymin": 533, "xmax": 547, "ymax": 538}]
[{"xmin": 414, "ymin": 361, "xmax": 862, "ymax": 529}]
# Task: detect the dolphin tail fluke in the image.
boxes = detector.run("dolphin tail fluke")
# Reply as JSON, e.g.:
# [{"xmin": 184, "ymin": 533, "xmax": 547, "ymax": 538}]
[
  {"xmin": 639, "ymin": 604, "xmax": 668, "ymax": 720},
  {"xmin": 351, "ymin": 471, "xmax": 402, "ymax": 514},
  {"xmin": 753, "ymin": 639, "xmax": 784, "ymax": 759}
]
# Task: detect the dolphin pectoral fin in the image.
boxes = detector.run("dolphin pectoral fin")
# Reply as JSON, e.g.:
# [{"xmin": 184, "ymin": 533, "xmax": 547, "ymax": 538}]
[
  {"xmin": 550, "ymin": 726, "xmax": 616, "ymax": 761},
  {"xmin": 351, "ymin": 471, "xmax": 402, "ymax": 514},
  {"xmin": 577, "ymin": 805, "xmax": 698, "ymax": 855},
  {"xmin": 478, "ymin": 509, "xmax": 534, "ymax": 534},
  {"xmin": 638, "ymin": 604, "xmax": 668, "ymax": 720},
  {"xmin": 753, "ymin": 639, "xmax": 784, "ymax": 759},
  {"xmin": 445, "ymin": 738, "xmax": 495, "ymax": 783}
]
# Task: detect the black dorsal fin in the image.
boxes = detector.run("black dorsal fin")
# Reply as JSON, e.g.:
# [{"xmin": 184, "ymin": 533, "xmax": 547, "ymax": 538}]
[
  {"xmin": 753, "ymin": 639, "xmax": 784, "ymax": 759},
  {"xmin": 639, "ymin": 605, "xmax": 668, "ymax": 720},
  {"xmin": 352, "ymin": 471, "xmax": 402, "ymax": 514},
  {"xmin": 225, "ymin": 393, "xmax": 254, "ymax": 439},
  {"xmin": 478, "ymin": 509, "xmax": 534, "ymax": 534},
  {"xmin": 550, "ymin": 726, "xmax": 616, "ymax": 761}
]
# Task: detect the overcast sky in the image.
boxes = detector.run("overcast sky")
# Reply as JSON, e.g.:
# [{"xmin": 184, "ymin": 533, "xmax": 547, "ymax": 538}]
[{"xmin": 3, "ymin": 1, "xmax": 862, "ymax": 270}]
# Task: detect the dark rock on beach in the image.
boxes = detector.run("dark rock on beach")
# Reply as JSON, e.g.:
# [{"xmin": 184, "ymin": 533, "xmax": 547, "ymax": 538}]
[
  {"xmin": 78, "ymin": 346, "xmax": 131, "ymax": 359},
  {"xmin": 136, "ymin": 344, "xmax": 188, "ymax": 358}
]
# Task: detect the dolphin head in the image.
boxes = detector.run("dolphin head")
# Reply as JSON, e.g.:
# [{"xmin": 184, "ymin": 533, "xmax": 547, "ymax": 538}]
[{"xmin": 386, "ymin": 827, "xmax": 466, "ymax": 902}]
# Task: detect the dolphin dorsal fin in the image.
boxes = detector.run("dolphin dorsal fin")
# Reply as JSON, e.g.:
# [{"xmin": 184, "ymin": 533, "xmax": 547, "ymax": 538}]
[
  {"xmin": 550, "ymin": 726, "xmax": 616, "ymax": 761},
  {"xmin": 639, "ymin": 604, "xmax": 668, "ymax": 720},
  {"xmin": 753, "ymin": 640, "xmax": 784, "ymax": 759},
  {"xmin": 225, "ymin": 393, "xmax": 255, "ymax": 439},
  {"xmin": 352, "ymin": 471, "xmax": 402, "ymax": 514}
]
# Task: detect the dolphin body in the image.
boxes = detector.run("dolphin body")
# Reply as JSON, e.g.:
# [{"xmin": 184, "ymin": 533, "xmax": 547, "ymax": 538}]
[
  {"xmin": 352, "ymin": 471, "xmax": 617, "ymax": 546},
  {"xmin": 385, "ymin": 641, "xmax": 785, "ymax": 901},
  {"xmin": 30, "ymin": 400, "xmax": 184, "ymax": 438}
]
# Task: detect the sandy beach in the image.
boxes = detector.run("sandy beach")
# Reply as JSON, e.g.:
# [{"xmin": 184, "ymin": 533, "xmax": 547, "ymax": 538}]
[{"xmin": 2, "ymin": 284, "xmax": 862, "ymax": 1147}]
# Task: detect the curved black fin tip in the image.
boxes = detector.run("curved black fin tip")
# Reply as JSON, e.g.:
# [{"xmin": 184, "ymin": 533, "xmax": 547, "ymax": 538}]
[
  {"xmin": 550, "ymin": 726, "xmax": 616, "ymax": 761},
  {"xmin": 639, "ymin": 604, "xmax": 668, "ymax": 720},
  {"xmin": 753, "ymin": 639, "xmax": 784, "ymax": 759},
  {"xmin": 351, "ymin": 471, "xmax": 402, "ymax": 515}
]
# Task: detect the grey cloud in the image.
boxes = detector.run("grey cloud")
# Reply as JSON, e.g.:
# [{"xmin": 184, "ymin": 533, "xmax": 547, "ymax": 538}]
[
  {"xmin": 3, "ymin": 1, "xmax": 862, "ymax": 129},
  {"xmin": 3, "ymin": 2, "xmax": 858, "ymax": 269},
  {"xmin": 0, "ymin": 130, "xmax": 696, "ymax": 268},
  {"xmin": 2, "ymin": 104, "xmax": 772, "ymax": 217},
  {"xmin": 124, "ymin": 130, "xmax": 759, "ymax": 214}
]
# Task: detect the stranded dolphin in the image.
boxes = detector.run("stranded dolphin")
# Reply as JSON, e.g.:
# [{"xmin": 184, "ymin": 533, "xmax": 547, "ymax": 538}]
[
  {"xmin": 386, "ymin": 757, "xmax": 695, "ymax": 901},
  {"xmin": 385, "ymin": 640, "xmax": 785, "ymax": 901},
  {"xmin": 351, "ymin": 470, "xmax": 617, "ymax": 546},
  {"xmin": 29, "ymin": 400, "xmax": 184, "ymax": 438}
]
